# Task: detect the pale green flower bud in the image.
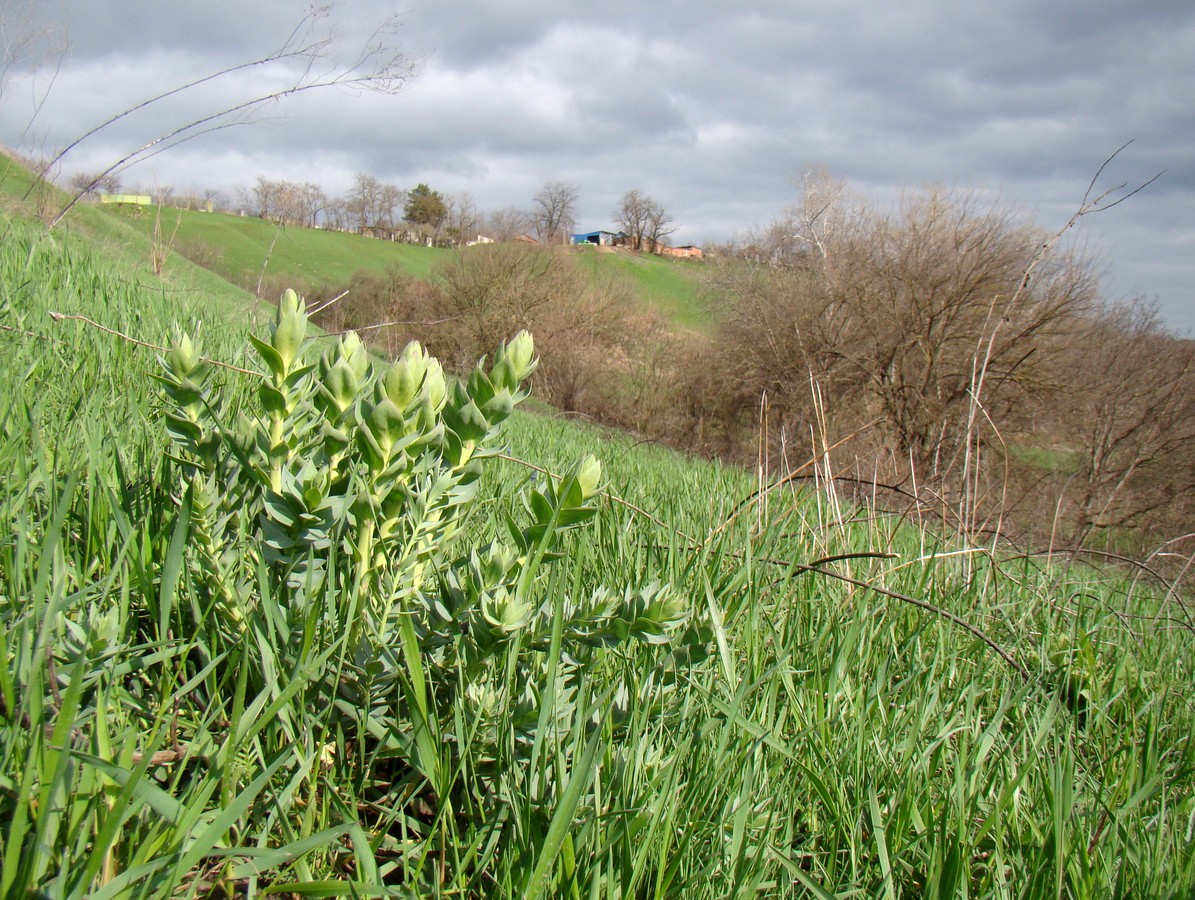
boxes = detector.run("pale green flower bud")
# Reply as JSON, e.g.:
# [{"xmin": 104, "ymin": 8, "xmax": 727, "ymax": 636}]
[
  {"xmin": 482, "ymin": 589, "xmax": 533, "ymax": 633},
  {"xmin": 169, "ymin": 332, "xmax": 198, "ymax": 376},
  {"xmin": 481, "ymin": 543, "xmax": 519, "ymax": 583},
  {"xmin": 366, "ymin": 397, "xmax": 406, "ymax": 456},
  {"xmin": 272, "ymin": 289, "xmax": 307, "ymax": 371},
  {"xmin": 505, "ymin": 330, "xmax": 537, "ymax": 383},
  {"xmin": 280, "ymin": 287, "xmax": 304, "ymax": 316},
  {"xmin": 385, "ymin": 341, "xmax": 429, "ymax": 409},
  {"xmin": 339, "ymin": 331, "xmax": 370, "ymax": 380},
  {"xmin": 423, "ymin": 357, "xmax": 447, "ymax": 413},
  {"xmin": 323, "ymin": 358, "xmax": 359, "ymax": 413},
  {"xmin": 575, "ymin": 455, "xmax": 602, "ymax": 500}
]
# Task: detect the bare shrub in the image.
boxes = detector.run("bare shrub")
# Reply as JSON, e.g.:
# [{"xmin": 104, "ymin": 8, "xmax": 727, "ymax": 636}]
[
  {"xmin": 702, "ymin": 178, "xmax": 1103, "ymax": 527},
  {"xmin": 250, "ymin": 273, "xmax": 318, "ymax": 316},
  {"xmin": 687, "ymin": 171, "xmax": 1195, "ymax": 557},
  {"xmin": 1050, "ymin": 302, "xmax": 1195, "ymax": 551},
  {"xmin": 429, "ymin": 243, "xmax": 635, "ymax": 412},
  {"xmin": 308, "ymin": 268, "xmax": 442, "ymax": 357},
  {"xmin": 317, "ymin": 246, "xmax": 680, "ymax": 426}
]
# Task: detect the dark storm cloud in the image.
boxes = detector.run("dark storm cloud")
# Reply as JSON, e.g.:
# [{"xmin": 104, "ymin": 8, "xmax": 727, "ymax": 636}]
[{"xmin": 3, "ymin": 0, "xmax": 1193, "ymax": 330}]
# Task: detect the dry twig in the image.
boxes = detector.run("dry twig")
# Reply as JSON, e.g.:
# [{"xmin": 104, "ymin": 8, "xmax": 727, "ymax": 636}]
[{"xmin": 47, "ymin": 311, "xmax": 263, "ymax": 378}]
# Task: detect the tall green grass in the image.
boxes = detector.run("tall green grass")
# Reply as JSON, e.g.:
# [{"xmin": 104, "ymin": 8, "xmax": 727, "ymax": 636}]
[
  {"xmin": 0, "ymin": 218, "xmax": 255, "ymax": 455},
  {"xmin": 2, "ymin": 213, "xmax": 1194, "ymax": 897}
]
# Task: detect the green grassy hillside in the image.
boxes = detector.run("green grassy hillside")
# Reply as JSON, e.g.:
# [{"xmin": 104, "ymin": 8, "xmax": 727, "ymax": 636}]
[
  {"xmin": 86, "ymin": 195, "xmax": 711, "ymax": 329},
  {"xmin": 101, "ymin": 202, "xmax": 451, "ymax": 288},
  {"xmin": 2, "ymin": 156, "xmax": 1194, "ymax": 897},
  {"xmin": 1, "ymin": 156, "xmax": 264, "ymax": 330},
  {"xmin": 571, "ymin": 244, "xmax": 710, "ymax": 330}
]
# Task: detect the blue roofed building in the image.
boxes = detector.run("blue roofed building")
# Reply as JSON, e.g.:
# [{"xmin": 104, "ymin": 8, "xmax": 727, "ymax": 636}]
[{"xmin": 570, "ymin": 230, "xmax": 626, "ymax": 247}]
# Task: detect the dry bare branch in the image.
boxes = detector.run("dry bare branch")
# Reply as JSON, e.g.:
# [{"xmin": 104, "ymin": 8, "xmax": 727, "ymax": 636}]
[
  {"xmin": 36, "ymin": 5, "xmax": 419, "ymax": 229},
  {"xmin": 47, "ymin": 311, "xmax": 263, "ymax": 378}
]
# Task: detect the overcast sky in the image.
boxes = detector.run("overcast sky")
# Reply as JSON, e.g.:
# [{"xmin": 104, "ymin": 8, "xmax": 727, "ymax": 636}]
[{"xmin": 3, "ymin": 0, "xmax": 1193, "ymax": 332}]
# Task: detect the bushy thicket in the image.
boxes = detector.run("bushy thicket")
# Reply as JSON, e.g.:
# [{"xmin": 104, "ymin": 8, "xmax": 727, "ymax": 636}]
[
  {"xmin": 673, "ymin": 176, "xmax": 1195, "ymax": 565},
  {"xmin": 312, "ymin": 243, "xmax": 665, "ymax": 417},
  {"xmin": 312, "ymin": 195, "xmax": 1195, "ymax": 568}
]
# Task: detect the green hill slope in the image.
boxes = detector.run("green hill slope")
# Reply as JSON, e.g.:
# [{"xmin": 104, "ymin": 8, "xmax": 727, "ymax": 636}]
[
  {"xmin": 1, "ymin": 155, "xmax": 263, "ymax": 331},
  {"xmin": 101, "ymin": 202, "xmax": 451, "ymax": 289},
  {"xmin": 571, "ymin": 244, "xmax": 709, "ymax": 330},
  {"xmin": 3, "ymin": 154, "xmax": 1194, "ymax": 897},
  {"xmin": 93, "ymin": 197, "xmax": 711, "ymax": 329}
]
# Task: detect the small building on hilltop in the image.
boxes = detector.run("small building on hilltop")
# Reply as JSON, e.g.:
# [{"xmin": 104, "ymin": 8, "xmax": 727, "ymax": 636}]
[
  {"xmin": 661, "ymin": 245, "xmax": 704, "ymax": 261},
  {"xmin": 571, "ymin": 230, "xmax": 702, "ymax": 259},
  {"xmin": 570, "ymin": 230, "xmax": 624, "ymax": 247}
]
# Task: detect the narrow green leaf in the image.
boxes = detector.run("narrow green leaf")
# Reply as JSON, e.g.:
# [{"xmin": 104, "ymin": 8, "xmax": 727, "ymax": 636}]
[
  {"xmin": 869, "ymin": 783, "xmax": 897, "ymax": 900},
  {"xmin": 159, "ymin": 484, "xmax": 191, "ymax": 637},
  {"xmin": 523, "ymin": 706, "xmax": 607, "ymax": 900},
  {"xmin": 71, "ymin": 751, "xmax": 185, "ymax": 822},
  {"xmin": 222, "ymin": 825, "xmax": 355, "ymax": 877},
  {"xmin": 175, "ymin": 752, "xmax": 290, "ymax": 878}
]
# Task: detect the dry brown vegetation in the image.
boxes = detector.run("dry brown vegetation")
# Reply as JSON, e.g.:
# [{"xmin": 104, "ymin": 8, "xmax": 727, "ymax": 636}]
[
  {"xmin": 312, "ymin": 242, "xmax": 657, "ymax": 415},
  {"xmin": 683, "ymin": 173, "xmax": 1195, "ymax": 565},
  {"xmin": 1050, "ymin": 304, "xmax": 1195, "ymax": 550},
  {"xmin": 312, "ymin": 175, "xmax": 1194, "ymax": 572}
]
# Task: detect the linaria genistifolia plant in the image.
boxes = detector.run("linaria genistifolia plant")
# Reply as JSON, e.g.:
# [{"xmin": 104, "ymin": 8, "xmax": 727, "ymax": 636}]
[{"xmin": 157, "ymin": 289, "xmax": 693, "ymax": 887}]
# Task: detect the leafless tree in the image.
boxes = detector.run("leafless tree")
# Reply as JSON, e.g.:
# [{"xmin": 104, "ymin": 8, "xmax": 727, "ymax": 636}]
[
  {"xmin": 68, "ymin": 169, "xmax": 120, "ymax": 198},
  {"xmin": 202, "ymin": 187, "xmax": 229, "ymax": 212},
  {"xmin": 378, "ymin": 182, "xmax": 404, "ymax": 230},
  {"xmin": 1056, "ymin": 303, "xmax": 1195, "ymax": 546},
  {"xmin": 444, "ymin": 191, "xmax": 481, "ymax": 246},
  {"xmin": 251, "ymin": 176, "xmax": 299, "ymax": 224},
  {"xmin": 485, "ymin": 205, "xmax": 534, "ymax": 242},
  {"xmin": 646, "ymin": 201, "xmax": 677, "ymax": 250},
  {"xmin": 298, "ymin": 182, "xmax": 328, "ymax": 227},
  {"xmin": 708, "ymin": 180, "xmax": 1100, "ymax": 506},
  {"xmin": 343, "ymin": 172, "xmax": 403, "ymax": 231},
  {"xmin": 615, "ymin": 188, "xmax": 677, "ymax": 252},
  {"xmin": 323, "ymin": 196, "xmax": 348, "ymax": 231},
  {"xmin": 532, "ymin": 180, "xmax": 579, "ymax": 244},
  {"xmin": 746, "ymin": 166, "xmax": 855, "ymax": 265},
  {"xmin": 33, "ymin": 5, "xmax": 419, "ymax": 229},
  {"xmin": 250, "ymin": 176, "xmax": 330, "ymax": 226},
  {"xmin": 342, "ymin": 174, "xmax": 375, "ymax": 229}
]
